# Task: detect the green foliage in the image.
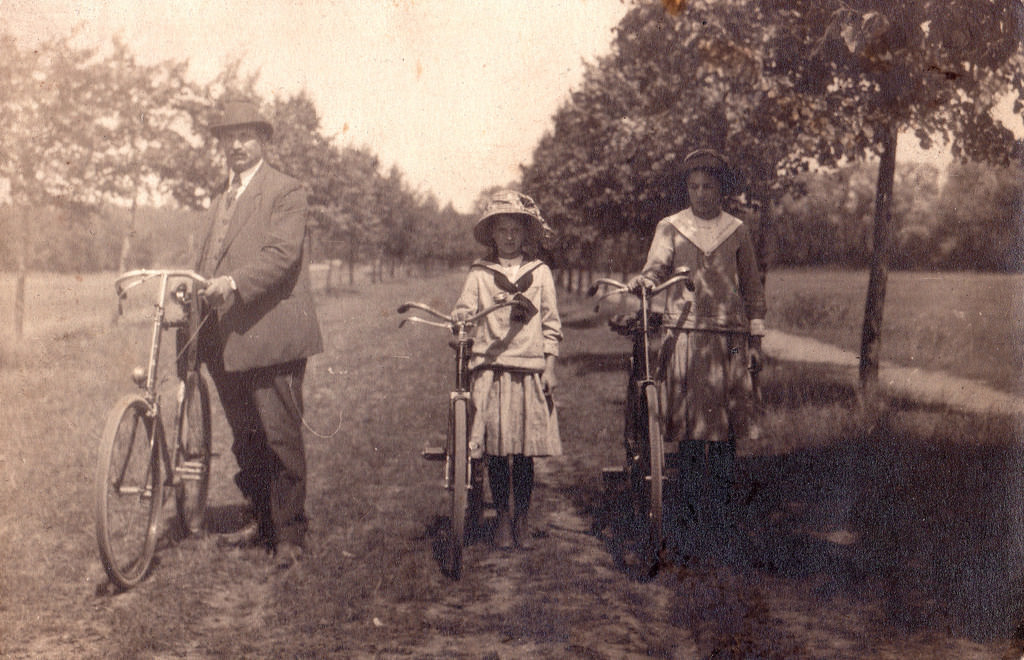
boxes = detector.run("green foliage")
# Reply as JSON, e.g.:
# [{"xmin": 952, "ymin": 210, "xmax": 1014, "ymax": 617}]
[{"xmin": 521, "ymin": 0, "xmax": 1023, "ymax": 277}]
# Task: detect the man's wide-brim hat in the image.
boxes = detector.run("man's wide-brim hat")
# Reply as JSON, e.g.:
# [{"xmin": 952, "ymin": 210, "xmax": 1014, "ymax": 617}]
[
  {"xmin": 473, "ymin": 190, "xmax": 549, "ymax": 246},
  {"xmin": 209, "ymin": 100, "xmax": 273, "ymax": 139},
  {"xmin": 680, "ymin": 148, "xmax": 736, "ymax": 195}
]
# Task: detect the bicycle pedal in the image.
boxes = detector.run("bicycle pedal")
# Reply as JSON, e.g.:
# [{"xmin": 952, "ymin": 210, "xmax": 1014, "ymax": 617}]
[{"xmin": 421, "ymin": 446, "xmax": 446, "ymax": 461}]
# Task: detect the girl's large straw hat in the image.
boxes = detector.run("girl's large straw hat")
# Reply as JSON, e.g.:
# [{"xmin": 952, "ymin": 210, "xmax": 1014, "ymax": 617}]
[{"xmin": 473, "ymin": 190, "xmax": 548, "ymax": 246}]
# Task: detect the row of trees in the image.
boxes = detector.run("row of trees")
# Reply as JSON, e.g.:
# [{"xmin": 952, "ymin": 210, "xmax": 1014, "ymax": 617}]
[
  {"xmin": 4, "ymin": 154, "xmax": 1019, "ymax": 277},
  {"xmin": 0, "ymin": 32, "xmax": 480, "ymax": 335},
  {"xmin": 520, "ymin": 0, "xmax": 1023, "ymax": 390}
]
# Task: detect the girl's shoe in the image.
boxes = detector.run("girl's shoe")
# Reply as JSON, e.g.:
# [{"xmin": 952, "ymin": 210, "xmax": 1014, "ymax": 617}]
[
  {"xmin": 493, "ymin": 511, "xmax": 514, "ymax": 549},
  {"xmin": 513, "ymin": 509, "xmax": 533, "ymax": 549}
]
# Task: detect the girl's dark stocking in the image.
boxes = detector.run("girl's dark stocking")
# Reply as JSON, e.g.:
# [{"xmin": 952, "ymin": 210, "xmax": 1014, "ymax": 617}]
[
  {"xmin": 488, "ymin": 455, "xmax": 513, "ymax": 548},
  {"xmin": 512, "ymin": 455, "xmax": 534, "ymax": 548}
]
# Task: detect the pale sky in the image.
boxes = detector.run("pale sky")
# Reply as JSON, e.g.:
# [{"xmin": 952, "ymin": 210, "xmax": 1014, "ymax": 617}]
[{"xmin": 3, "ymin": 0, "xmax": 630, "ymax": 212}]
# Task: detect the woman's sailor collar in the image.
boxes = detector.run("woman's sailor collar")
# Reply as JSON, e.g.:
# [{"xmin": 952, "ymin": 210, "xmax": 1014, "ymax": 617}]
[{"xmin": 665, "ymin": 208, "xmax": 742, "ymax": 256}]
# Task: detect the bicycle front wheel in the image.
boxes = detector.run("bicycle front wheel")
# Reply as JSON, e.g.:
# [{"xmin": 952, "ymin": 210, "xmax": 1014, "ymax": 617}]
[
  {"xmin": 173, "ymin": 372, "xmax": 211, "ymax": 536},
  {"xmin": 447, "ymin": 396, "xmax": 470, "ymax": 579},
  {"xmin": 95, "ymin": 395, "xmax": 164, "ymax": 589},
  {"xmin": 644, "ymin": 383, "xmax": 664, "ymax": 548}
]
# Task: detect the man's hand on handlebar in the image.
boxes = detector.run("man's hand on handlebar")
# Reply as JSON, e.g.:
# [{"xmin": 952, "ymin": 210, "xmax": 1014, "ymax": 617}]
[{"xmin": 202, "ymin": 276, "xmax": 236, "ymax": 311}]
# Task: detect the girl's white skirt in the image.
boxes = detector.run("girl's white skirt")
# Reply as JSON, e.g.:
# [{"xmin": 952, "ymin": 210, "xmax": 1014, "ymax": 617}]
[{"xmin": 469, "ymin": 368, "xmax": 561, "ymax": 457}]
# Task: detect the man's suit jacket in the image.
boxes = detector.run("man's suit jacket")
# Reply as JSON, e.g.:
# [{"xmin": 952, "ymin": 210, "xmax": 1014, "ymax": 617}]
[{"xmin": 195, "ymin": 163, "xmax": 323, "ymax": 372}]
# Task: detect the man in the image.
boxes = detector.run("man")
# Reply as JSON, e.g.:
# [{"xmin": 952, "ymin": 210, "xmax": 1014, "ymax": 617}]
[{"xmin": 196, "ymin": 99, "xmax": 323, "ymax": 568}]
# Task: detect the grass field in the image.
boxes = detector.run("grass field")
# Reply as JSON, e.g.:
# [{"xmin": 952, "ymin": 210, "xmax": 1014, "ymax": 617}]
[
  {"xmin": 765, "ymin": 269, "xmax": 1024, "ymax": 393},
  {"xmin": 0, "ymin": 268, "xmax": 1022, "ymax": 657}
]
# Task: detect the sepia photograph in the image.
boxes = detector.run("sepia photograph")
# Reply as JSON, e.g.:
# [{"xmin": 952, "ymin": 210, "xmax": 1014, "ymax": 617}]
[{"xmin": 1, "ymin": 0, "xmax": 1022, "ymax": 657}]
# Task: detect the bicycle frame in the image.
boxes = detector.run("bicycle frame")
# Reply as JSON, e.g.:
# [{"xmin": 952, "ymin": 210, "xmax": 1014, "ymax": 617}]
[
  {"xmin": 398, "ymin": 298, "xmax": 519, "ymax": 578},
  {"xmin": 117, "ymin": 270, "xmax": 208, "ymax": 481},
  {"xmin": 96, "ymin": 269, "xmax": 211, "ymax": 589},
  {"xmin": 590, "ymin": 270, "xmax": 692, "ymax": 573}
]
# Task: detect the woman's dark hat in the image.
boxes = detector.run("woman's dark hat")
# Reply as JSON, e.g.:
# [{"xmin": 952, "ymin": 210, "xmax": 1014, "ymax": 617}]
[
  {"xmin": 209, "ymin": 100, "xmax": 273, "ymax": 139},
  {"xmin": 473, "ymin": 190, "xmax": 550, "ymax": 247},
  {"xmin": 681, "ymin": 148, "xmax": 735, "ymax": 194}
]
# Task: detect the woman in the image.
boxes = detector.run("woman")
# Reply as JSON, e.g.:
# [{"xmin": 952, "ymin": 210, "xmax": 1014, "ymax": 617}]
[{"xmin": 629, "ymin": 148, "xmax": 765, "ymax": 561}]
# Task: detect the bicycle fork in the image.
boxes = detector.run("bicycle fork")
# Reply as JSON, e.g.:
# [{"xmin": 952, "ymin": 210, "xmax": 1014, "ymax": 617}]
[{"xmin": 445, "ymin": 391, "xmax": 473, "ymax": 491}]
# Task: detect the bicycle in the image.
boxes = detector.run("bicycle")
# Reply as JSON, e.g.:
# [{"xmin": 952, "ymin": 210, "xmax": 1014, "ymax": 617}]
[
  {"xmin": 589, "ymin": 269, "xmax": 692, "ymax": 576},
  {"xmin": 95, "ymin": 269, "xmax": 213, "ymax": 590},
  {"xmin": 398, "ymin": 297, "xmax": 522, "ymax": 579}
]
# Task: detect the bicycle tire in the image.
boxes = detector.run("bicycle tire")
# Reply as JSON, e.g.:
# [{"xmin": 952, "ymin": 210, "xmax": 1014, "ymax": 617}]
[
  {"xmin": 95, "ymin": 395, "xmax": 163, "ymax": 589},
  {"xmin": 448, "ymin": 397, "xmax": 469, "ymax": 579},
  {"xmin": 173, "ymin": 372, "xmax": 211, "ymax": 535},
  {"xmin": 644, "ymin": 382, "xmax": 664, "ymax": 548}
]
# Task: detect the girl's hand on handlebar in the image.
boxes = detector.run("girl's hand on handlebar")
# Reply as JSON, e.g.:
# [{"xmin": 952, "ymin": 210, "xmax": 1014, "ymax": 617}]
[{"xmin": 627, "ymin": 275, "xmax": 654, "ymax": 293}]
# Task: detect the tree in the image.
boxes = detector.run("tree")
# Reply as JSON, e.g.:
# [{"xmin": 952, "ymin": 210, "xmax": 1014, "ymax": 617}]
[
  {"xmin": 758, "ymin": 0, "xmax": 1023, "ymax": 393},
  {"xmin": 89, "ymin": 38, "xmax": 197, "ymax": 273},
  {"xmin": 0, "ymin": 34, "xmax": 115, "ymax": 336},
  {"xmin": 521, "ymin": 1, "xmax": 799, "ymax": 281},
  {"xmin": 525, "ymin": 0, "xmax": 1023, "ymax": 394}
]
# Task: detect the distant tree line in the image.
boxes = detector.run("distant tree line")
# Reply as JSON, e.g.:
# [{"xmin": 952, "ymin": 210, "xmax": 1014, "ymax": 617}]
[{"xmin": 0, "ymin": 33, "xmax": 479, "ymax": 290}]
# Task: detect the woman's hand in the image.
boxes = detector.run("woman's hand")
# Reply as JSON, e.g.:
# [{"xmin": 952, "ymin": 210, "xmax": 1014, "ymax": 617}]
[{"xmin": 627, "ymin": 274, "xmax": 655, "ymax": 293}]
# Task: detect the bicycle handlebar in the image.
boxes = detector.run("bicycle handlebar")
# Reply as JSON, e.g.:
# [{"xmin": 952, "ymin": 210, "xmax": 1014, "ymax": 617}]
[
  {"xmin": 587, "ymin": 269, "xmax": 693, "ymax": 302},
  {"xmin": 397, "ymin": 298, "xmax": 520, "ymax": 331},
  {"xmin": 115, "ymin": 269, "xmax": 209, "ymax": 298}
]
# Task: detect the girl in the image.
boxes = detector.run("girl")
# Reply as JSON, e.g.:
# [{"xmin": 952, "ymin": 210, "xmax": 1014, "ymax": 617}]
[
  {"xmin": 452, "ymin": 190, "xmax": 562, "ymax": 550},
  {"xmin": 629, "ymin": 148, "xmax": 766, "ymax": 561}
]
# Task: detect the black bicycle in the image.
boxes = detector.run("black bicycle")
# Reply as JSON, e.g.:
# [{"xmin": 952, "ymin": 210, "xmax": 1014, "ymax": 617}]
[
  {"xmin": 95, "ymin": 269, "xmax": 212, "ymax": 590},
  {"xmin": 398, "ymin": 297, "xmax": 520, "ymax": 579},
  {"xmin": 590, "ymin": 269, "xmax": 692, "ymax": 576}
]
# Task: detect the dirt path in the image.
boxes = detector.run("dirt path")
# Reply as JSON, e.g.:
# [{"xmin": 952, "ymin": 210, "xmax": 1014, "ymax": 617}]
[{"xmin": 763, "ymin": 329, "xmax": 1024, "ymax": 417}]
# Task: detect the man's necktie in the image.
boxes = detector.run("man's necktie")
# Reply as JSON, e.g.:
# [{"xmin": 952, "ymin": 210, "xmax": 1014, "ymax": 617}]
[
  {"xmin": 206, "ymin": 174, "xmax": 241, "ymax": 271},
  {"xmin": 225, "ymin": 173, "xmax": 241, "ymax": 210}
]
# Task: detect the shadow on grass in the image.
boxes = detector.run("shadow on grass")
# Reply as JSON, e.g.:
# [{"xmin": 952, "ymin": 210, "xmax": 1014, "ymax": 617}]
[
  {"xmin": 568, "ymin": 364, "xmax": 1024, "ymax": 643},
  {"xmin": 561, "ymin": 350, "xmax": 631, "ymax": 375},
  {"xmin": 561, "ymin": 314, "xmax": 607, "ymax": 330}
]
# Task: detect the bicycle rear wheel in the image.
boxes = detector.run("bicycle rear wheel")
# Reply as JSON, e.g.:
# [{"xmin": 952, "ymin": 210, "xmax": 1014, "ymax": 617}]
[
  {"xmin": 173, "ymin": 372, "xmax": 211, "ymax": 535},
  {"xmin": 95, "ymin": 395, "xmax": 163, "ymax": 589},
  {"xmin": 446, "ymin": 396, "xmax": 470, "ymax": 579}
]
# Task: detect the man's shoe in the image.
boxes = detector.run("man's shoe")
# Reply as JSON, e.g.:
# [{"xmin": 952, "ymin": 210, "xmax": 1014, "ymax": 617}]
[
  {"xmin": 274, "ymin": 541, "xmax": 304, "ymax": 570},
  {"xmin": 216, "ymin": 521, "xmax": 264, "ymax": 549}
]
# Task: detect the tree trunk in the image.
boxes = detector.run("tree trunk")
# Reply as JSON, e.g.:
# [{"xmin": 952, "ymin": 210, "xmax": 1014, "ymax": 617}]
[
  {"xmin": 117, "ymin": 196, "xmax": 137, "ymax": 274},
  {"xmin": 858, "ymin": 123, "xmax": 898, "ymax": 396},
  {"xmin": 14, "ymin": 263, "xmax": 25, "ymax": 340},
  {"xmin": 14, "ymin": 207, "xmax": 27, "ymax": 339}
]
